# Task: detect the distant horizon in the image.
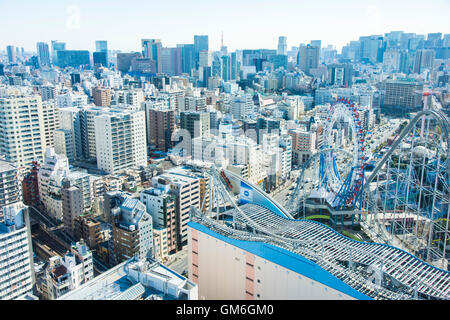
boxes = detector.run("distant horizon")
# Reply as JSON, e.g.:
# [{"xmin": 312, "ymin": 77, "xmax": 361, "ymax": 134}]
[{"xmin": 0, "ymin": 0, "xmax": 449, "ymax": 53}]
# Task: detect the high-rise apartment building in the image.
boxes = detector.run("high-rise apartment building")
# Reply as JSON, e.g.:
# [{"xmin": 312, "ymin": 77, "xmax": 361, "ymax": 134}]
[
  {"xmin": 92, "ymin": 86, "xmax": 111, "ymax": 107},
  {"xmin": 94, "ymin": 110, "xmax": 147, "ymax": 174},
  {"xmin": 0, "ymin": 90, "xmax": 46, "ymax": 169},
  {"xmin": 0, "ymin": 161, "xmax": 21, "ymax": 222},
  {"xmin": 145, "ymin": 104, "xmax": 175, "ymax": 152},
  {"xmin": 0, "ymin": 202, "xmax": 35, "ymax": 300},
  {"xmin": 140, "ymin": 182, "xmax": 177, "ymax": 255},
  {"xmin": 42, "ymin": 100, "xmax": 59, "ymax": 148}
]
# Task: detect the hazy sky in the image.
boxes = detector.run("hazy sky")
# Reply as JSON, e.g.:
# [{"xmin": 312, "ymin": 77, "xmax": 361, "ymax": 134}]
[{"xmin": 1, "ymin": 0, "xmax": 449, "ymax": 53}]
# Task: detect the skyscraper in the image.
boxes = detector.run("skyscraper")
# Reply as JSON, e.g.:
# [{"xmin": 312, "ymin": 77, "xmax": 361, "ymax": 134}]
[
  {"xmin": 297, "ymin": 44, "xmax": 320, "ymax": 75},
  {"xmin": 194, "ymin": 35, "xmax": 209, "ymax": 68},
  {"xmin": 6, "ymin": 45, "xmax": 16, "ymax": 63},
  {"xmin": 37, "ymin": 42, "xmax": 51, "ymax": 67},
  {"xmin": 51, "ymin": 40, "xmax": 66, "ymax": 65},
  {"xmin": 277, "ymin": 36, "xmax": 287, "ymax": 55},
  {"xmin": 95, "ymin": 40, "xmax": 108, "ymax": 66},
  {"xmin": 141, "ymin": 39, "xmax": 162, "ymax": 73}
]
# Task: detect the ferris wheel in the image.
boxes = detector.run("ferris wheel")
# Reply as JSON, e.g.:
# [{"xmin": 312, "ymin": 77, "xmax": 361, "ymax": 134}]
[{"xmin": 321, "ymin": 98, "xmax": 366, "ymax": 209}]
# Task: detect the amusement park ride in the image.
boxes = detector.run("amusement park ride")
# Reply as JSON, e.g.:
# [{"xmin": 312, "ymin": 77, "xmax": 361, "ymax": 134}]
[{"xmin": 186, "ymin": 94, "xmax": 450, "ymax": 300}]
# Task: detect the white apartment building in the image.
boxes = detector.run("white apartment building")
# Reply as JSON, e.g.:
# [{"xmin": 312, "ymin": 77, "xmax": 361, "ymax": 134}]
[
  {"xmin": 41, "ymin": 100, "xmax": 59, "ymax": 149},
  {"xmin": 58, "ymin": 107, "xmax": 82, "ymax": 161},
  {"xmin": 38, "ymin": 148, "xmax": 92, "ymax": 221},
  {"xmin": 0, "ymin": 203, "xmax": 34, "ymax": 300},
  {"xmin": 94, "ymin": 109, "xmax": 147, "ymax": 174},
  {"xmin": 0, "ymin": 89, "xmax": 46, "ymax": 169},
  {"xmin": 56, "ymin": 92, "xmax": 88, "ymax": 109},
  {"xmin": 193, "ymin": 134, "xmax": 266, "ymax": 186},
  {"xmin": 45, "ymin": 240, "xmax": 94, "ymax": 300}
]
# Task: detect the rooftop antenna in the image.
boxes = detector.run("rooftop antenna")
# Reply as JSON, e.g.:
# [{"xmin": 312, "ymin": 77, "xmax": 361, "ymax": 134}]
[{"xmin": 221, "ymin": 31, "xmax": 224, "ymax": 49}]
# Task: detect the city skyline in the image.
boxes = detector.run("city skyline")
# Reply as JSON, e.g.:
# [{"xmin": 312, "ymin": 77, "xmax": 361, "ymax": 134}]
[{"xmin": 1, "ymin": 0, "xmax": 449, "ymax": 52}]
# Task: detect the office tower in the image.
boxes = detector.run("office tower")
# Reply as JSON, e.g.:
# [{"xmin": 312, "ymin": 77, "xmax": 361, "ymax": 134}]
[
  {"xmin": 0, "ymin": 91, "xmax": 46, "ymax": 169},
  {"xmin": 194, "ymin": 35, "xmax": 209, "ymax": 67},
  {"xmin": 116, "ymin": 52, "xmax": 141, "ymax": 73},
  {"xmin": 95, "ymin": 40, "xmax": 108, "ymax": 64},
  {"xmin": 111, "ymin": 198, "xmax": 153, "ymax": 264},
  {"xmin": 179, "ymin": 44, "xmax": 195, "ymax": 75},
  {"xmin": 130, "ymin": 57, "xmax": 156, "ymax": 73},
  {"xmin": 0, "ymin": 161, "xmax": 21, "ymax": 222},
  {"xmin": 230, "ymin": 52, "xmax": 237, "ymax": 80},
  {"xmin": 44, "ymin": 240, "xmax": 94, "ymax": 299},
  {"xmin": 36, "ymin": 42, "xmax": 51, "ymax": 67},
  {"xmin": 21, "ymin": 161, "xmax": 41, "ymax": 208},
  {"xmin": 382, "ymin": 78, "xmax": 423, "ymax": 115},
  {"xmin": 0, "ymin": 64, "xmax": 4, "ymax": 76},
  {"xmin": 327, "ymin": 64, "xmax": 353, "ymax": 87},
  {"xmin": 41, "ymin": 100, "xmax": 60, "ymax": 148},
  {"xmin": 92, "ymin": 86, "xmax": 111, "ymax": 107},
  {"xmin": 310, "ymin": 40, "xmax": 322, "ymax": 48},
  {"xmin": 269, "ymin": 54, "xmax": 288, "ymax": 70},
  {"xmin": 297, "ymin": 44, "xmax": 320, "ymax": 75},
  {"xmin": 140, "ymin": 184, "xmax": 177, "ymax": 255},
  {"xmin": 95, "ymin": 40, "xmax": 107, "ymax": 53},
  {"xmin": 413, "ymin": 49, "xmax": 435, "ymax": 73},
  {"xmin": 61, "ymin": 179, "xmax": 83, "ymax": 238},
  {"xmin": 0, "ymin": 202, "xmax": 35, "ymax": 300},
  {"xmin": 199, "ymin": 51, "xmax": 212, "ymax": 68},
  {"xmin": 145, "ymin": 105, "xmax": 175, "ymax": 152},
  {"xmin": 51, "ymin": 40, "xmax": 66, "ymax": 65},
  {"xmin": 56, "ymin": 50, "xmax": 90, "ymax": 68},
  {"xmin": 180, "ymin": 111, "xmax": 210, "ymax": 139},
  {"xmin": 141, "ymin": 39, "xmax": 162, "ymax": 73},
  {"xmin": 93, "ymin": 51, "xmax": 107, "ymax": 67},
  {"xmin": 70, "ymin": 73, "xmax": 81, "ymax": 84},
  {"xmin": 221, "ymin": 55, "xmax": 231, "ymax": 81},
  {"xmin": 160, "ymin": 47, "xmax": 182, "ymax": 76},
  {"xmin": 359, "ymin": 35, "xmax": 384, "ymax": 63},
  {"xmin": 94, "ymin": 110, "xmax": 147, "ymax": 174},
  {"xmin": 277, "ymin": 36, "xmax": 287, "ymax": 55},
  {"xmin": 6, "ymin": 45, "xmax": 16, "ymax": 63}
]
